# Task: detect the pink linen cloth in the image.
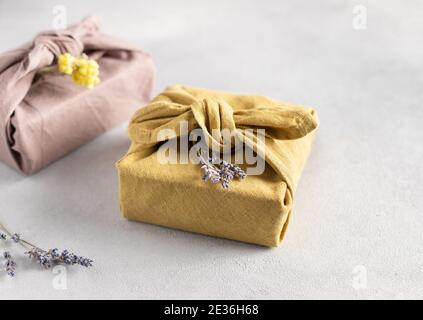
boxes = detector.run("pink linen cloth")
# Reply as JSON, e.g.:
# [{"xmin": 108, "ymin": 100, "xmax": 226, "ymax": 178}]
[{"xmin": 0, "ymin": 16, "xmax": 155, "ymax": 175}]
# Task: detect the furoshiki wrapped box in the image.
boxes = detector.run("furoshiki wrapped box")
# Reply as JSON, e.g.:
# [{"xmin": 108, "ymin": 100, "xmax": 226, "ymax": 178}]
[
  {"xmin": 0, "ymin": 16, "xmax": 155, "ymax": 175},
  {"xmin": 117, "ymin": 85, "xmax": 318, "ymax": 247}
]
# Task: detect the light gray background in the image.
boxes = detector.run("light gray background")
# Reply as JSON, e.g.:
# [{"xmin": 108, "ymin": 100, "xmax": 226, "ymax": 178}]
[{"xmin": 0, "ymin": 0, "xmax": 422, "ymax": 299}]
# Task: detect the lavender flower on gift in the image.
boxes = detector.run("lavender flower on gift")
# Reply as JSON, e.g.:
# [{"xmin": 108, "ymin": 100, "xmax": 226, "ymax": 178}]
[
  {"xmin": 197, "ymin": 151, "xmax": 247, "ymax": 189},
  {"xmin": 219, "ymin": 160, "xmax": 235, "ymax": 189},
  {"xmin": 227, "ymin": 162, "xmax": 247, "ymax": 180},
  {"xmin": 200, "ymin": 155, "xmax": 221, "ymax": 184},
  {"xmin": 3, "ymin": 251, "xmax": 16, "ymax": 277}
]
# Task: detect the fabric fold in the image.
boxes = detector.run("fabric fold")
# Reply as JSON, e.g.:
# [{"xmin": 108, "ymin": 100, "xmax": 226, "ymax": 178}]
[
  {"xmin": 0, "ymin": 16, "xmax": 155, "ymax": 175},
  {"xmin": 117, "ymin": 85, "xmax": 318, "ymax": 247},
  {"xmin": 128, "ymin": 85, "xmax": 318, "ymax": 186}
]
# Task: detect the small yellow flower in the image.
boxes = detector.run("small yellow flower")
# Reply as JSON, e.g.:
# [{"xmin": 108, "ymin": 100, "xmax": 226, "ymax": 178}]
[
  {"xmin": 57, "ymin": 53, "xmax": 75, "ymax": 75},
  {"xmin": 72, "ymin": 58, "xmax": 100, "ymax": 88},
  {"xmin": 57, "ymin": 53, "xmax": 101, "ymax": 88}
]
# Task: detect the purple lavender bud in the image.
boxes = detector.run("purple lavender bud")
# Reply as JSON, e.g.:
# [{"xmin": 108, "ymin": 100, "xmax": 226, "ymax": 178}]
[
  {"xmin": 4, "ymin": 251, "xmax": 16, "ymax": 277},
  {"xmin": 50, "ymin": 248, "xmax": 60, "ymax": 259},
  {"xmin": 78, "ymin": 257, "xmax": 94, "ymax": 268},
  {"xmin": 11, "ymin": 233, "xmax": 20, "ymax": 243}
]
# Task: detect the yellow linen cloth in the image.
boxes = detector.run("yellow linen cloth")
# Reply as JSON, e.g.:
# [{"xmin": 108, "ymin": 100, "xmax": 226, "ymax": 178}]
[{"xmin": 117, "ymin": 85, "xmax": 318, "ymax": 247}]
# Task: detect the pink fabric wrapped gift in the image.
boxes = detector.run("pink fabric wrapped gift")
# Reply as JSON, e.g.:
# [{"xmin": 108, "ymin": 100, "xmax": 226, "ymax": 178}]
[{"xmin": 0, "ymin": 16, "xmax": 155, "ymax": 175}]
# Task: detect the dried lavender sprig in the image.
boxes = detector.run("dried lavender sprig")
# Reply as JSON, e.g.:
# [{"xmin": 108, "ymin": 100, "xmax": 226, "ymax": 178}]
[
  {"xmin": 25, "ymin": 248, "xmax": 93, "ymax": 269},
  {"xmin": 3, "ymin": 251, "xmax": 16, "ymax": 277},
  {"xmin": 224, "ymin": 161, "xmax": 247, "ymax": 179},
  {"xmin": 219, "ymin": 160, "xmax": 235, "ymax": 189},
  {"xmin": 198, "ymin": 150, "xmax": 221, "ymax": 184},
  {"xmin": 0, "ymin": 221, "xmax": 93, "ymax": 275},
  {"xmin": 197, "ymin": 151, "xmax": 247, "ymax": 189},
  {"xmin": 0, "ymin": 223, "xmax": 39, "ymax": 250}
]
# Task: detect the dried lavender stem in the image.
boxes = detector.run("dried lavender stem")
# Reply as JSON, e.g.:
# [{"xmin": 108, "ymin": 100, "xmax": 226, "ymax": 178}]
[
  {"xmin": 196, "ymin": 149, "xmax": 246, "ymax": 189},
  {"xmin": 197, "ymin": 150, "xmax": 217, "ymax": 167},
  {"xmin": 1, "ymin": 220, "xmax": 93, "ymax": 272},
  {"xmin": 0, "ymin": 222, "xmax": 11, "ymax": 236},
  {"xmin": 19, "ymin": 238, "xmax": 42, "ymax": 251},
  {"xmin": 0, "ymin": 222, "xmax": 44, "ymax": 251}
]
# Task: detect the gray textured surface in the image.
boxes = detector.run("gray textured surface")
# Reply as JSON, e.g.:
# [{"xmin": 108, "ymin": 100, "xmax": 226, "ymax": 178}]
[{"xmin": 0, "ymin": 0, "xmax": 422, "ymax": 299}]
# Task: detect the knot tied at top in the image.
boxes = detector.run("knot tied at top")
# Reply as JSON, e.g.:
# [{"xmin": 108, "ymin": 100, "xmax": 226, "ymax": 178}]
[
  {"xmin": 30, "ymin": 16, "xmax": 101, "ymax": 68},
  {"xmin": 127, "ymin": 85, "xmax": 318, "ymax": 182},
  {"xmin": 189, "ymin": 98, "xmax": 237, "ymax": 149},
  {"xmin": 129, "ymin": 85, "xmax": 318, "ymax": 151}
]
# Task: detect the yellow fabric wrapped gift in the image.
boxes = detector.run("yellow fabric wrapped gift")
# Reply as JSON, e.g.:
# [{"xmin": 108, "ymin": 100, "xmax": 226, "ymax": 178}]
[{"xmin": 117, "ymin": 85, "xmax": 318, "ymax": 247}]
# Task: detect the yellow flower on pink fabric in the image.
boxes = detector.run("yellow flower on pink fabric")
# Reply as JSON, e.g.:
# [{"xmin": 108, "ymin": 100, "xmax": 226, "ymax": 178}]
[
  {"xmin": 57, "ymin": 53, "xmax": 75, "ymax": 75},
  {"xmin": 57, "ymin": 53, "xmax": 100, "ymax": 88}
]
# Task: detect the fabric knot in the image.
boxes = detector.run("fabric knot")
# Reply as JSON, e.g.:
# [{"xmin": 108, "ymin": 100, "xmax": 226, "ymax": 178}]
[
  {"xmin": 33, "ymin": 16, "xmax": 101, "ymax": 59},
  {"xmin": 128, "ymin": 85, "xmax": 319, "ymax": 173},
  {"xmin": 190, "ymin": 98, "xmax": 237, "ymax": 149},
  {"xmin": 34, "ymin": 34, "xmax": 84, "ymax": 58}
]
